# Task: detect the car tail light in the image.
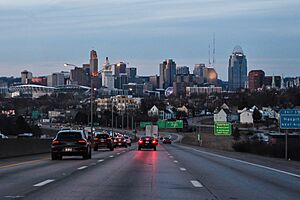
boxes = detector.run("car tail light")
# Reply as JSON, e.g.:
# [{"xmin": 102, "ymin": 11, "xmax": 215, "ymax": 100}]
[
  {"xmin": 152, "ymin": 140, "xmax": 157, "ymax": 144},
  {"xmin": 94, "ymin": 138, "xmax": 99, "ymax": 141},
  {"xmin": 138, "ymin": 140, "xmax": 143, "ymax": 144},
  {"xmin": 78, "ymin": 139, "xmax": 87, "ymax": 144},
  {"xmin": 114, "ymin": 139, "xmax": 117, "ymax": 142},
  {"xmin": 123, "ymin": 139, "xmax": 126, "ymax": 142},
  {"xmin": 107, "ymin": 138, "xmax": 111, "ymax": 140},
  {"xmin": 52, "ymin": 140, "xmax": 60, "ymax": 145},
  {"xmin": 146, "ymin": 138, "xmax": 149, "ymax": 141}
]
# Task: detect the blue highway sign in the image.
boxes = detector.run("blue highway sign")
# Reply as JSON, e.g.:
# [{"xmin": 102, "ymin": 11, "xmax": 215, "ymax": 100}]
[{"xmin": 280, "ymin": 109, "xmax": 300, "ymax": 129}]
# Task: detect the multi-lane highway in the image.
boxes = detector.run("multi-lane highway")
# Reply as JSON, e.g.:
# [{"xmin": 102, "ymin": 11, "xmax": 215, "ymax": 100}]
[{"xmin": 0, "ymin": 140, "xmax": 300, "ymax": 200}]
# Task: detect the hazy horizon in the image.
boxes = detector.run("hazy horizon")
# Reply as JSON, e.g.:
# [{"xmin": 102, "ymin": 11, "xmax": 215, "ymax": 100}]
[{"xmin": 0, "ymin": 0, "xmax": 299, "ymax": 80}]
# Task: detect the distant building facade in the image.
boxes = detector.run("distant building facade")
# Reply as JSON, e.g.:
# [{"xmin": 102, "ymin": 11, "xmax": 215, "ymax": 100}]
[
  {"xmin": 248, "ymin": 70, "xmax": 265, "ymax": 91},
  {"xmin": 176, "ymin": 66, "xmax": 189, "ymax": 75},
  {"xmin": 159, "ymin": 59, "xmax": 176, "ymax": 89},
  {"xmin": 21, "ymin": 70, "xmax": 33, "ymax": 84}
]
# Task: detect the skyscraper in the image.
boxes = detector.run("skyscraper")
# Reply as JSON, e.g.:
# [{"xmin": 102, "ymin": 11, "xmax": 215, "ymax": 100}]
[
  {"xmin": 248, "ymin": 70, "xmax": 265, "ymax": 92},
  {"xmin": 176, "ymin": 66, "xmax": 189, "ymax": 75},
  {"xmin": 102, "ymin": 57, "xmax": 114, "ymax": 90},
  {"xmin": 159, "ymin": 59, "xmax": 176, "ymax": 89},
  {"xmin": 228, "ymin": 46, "xmax": 247, "ymax": 91},
  {"xmin": 70, "ymin": 67, "xmax": 90, "ymax": 86},
  {"xmin": 193, "ymin": 64, "xmax": 206, "ymax": 77},
  {"xmin": 21, "ymin": 70, "xmax": 33, "ymax": 84},
  {"xmin": 89, "ymin": 50, "xmax": 98, "ymax": 77},
  {"xmin": 115, "ymin": 62, "xmax": 126, "ymax": 77}
]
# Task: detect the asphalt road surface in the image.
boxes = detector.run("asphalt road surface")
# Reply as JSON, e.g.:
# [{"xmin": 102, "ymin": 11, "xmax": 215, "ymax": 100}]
[{"xmin": 0, "ymin": 142, "xmax": 299, "ymax": 200}]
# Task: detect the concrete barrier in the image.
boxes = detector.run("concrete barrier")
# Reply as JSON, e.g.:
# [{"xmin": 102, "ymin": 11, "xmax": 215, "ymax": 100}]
[{"xmin": 0, "ymin": 139, "xmax": 52, "ymax": 159}]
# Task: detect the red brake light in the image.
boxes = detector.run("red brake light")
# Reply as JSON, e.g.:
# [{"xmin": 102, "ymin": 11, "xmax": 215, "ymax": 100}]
[
  {"xmin": 78, "ymin": 139, "xmax": 86, "ymax": 144},
  {"xmin": 52, "ymin": 140, "xmax": 60, "ymax": 145},
  {"xmin": 138, "ymin": 140, "xmax": 143, "ymax": 144},
  {"xmin": 152, "ymin": 140, "xmax": 157, "ymax": 144},
  {"xmin": 123, "ymin": 139, "xmax": 126, "ymax": 142},
  {"xmin": 114, "ymin": 139, "xmax": 117, "ymax": 142},
  {"xmin": 94, "ymin": 138, "xmax": 99, "ymax": 141}
]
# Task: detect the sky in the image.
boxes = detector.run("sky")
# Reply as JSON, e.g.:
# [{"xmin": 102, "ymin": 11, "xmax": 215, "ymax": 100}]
[{"xmin": 0, "ymin": 0, "xmax": 299, "ymax": 80}]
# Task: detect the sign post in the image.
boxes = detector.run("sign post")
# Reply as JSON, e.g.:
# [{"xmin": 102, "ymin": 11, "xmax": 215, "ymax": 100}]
[{"xmin": 279, "ymin": 109, "xmax": 300, "ymax": 160}]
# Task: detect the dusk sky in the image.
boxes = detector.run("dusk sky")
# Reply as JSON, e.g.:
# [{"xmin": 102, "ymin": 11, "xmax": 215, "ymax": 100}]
[{"xmin": 0, "ymin": 0, "xmax": 299, "ymax": 80}]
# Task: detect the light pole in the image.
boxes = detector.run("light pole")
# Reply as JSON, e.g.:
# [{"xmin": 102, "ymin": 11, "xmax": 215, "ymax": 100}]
[{"xmin": 64, "ymin": 63, "xmax": 96, "ymax": 137}]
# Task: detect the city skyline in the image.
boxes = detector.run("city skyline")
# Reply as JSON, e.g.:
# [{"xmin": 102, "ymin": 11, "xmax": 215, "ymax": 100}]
[{"xmin": 0, "ymin": 0, "xmax": 300, "ymax": 79}]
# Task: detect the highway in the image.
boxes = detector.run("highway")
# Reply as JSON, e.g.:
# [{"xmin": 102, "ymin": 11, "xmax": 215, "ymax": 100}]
[{"xmin": 0, "ymin": 141, "xmax": 300, "ymax": 200}]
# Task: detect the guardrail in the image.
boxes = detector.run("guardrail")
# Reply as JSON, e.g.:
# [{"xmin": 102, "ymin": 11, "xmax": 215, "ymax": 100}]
[{"xmin": 0, "ymin": 139, "xmax": 52, "ymax": 159}]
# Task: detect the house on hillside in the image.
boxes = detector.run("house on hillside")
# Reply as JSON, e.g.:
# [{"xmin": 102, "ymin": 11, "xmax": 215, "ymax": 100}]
[
  {"xmin": 214, "ymin": 103, "xmax": 239, "ymax": 123},
  {"xmin": 239, "ymin": 108, "xmax": 254, "ymax": 124}
]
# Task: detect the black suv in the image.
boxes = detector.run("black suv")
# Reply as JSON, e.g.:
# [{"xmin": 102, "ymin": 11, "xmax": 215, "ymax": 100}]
[
  {"xmin": 51, "ymin": 130, "xmax": 92, "ymax": 160},
  {"xmin": 138, "ymin": 136, "xmax": 157, "ymax": 151},
  {"xmin": 93, "ymin": 133, "xmax": 114, "ymax": 151}
]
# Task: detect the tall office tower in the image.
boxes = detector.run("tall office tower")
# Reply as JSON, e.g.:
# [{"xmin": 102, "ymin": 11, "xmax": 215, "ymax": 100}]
[
  {"xmin": 228, "ymin": 46, "xmax": 247, "ymax": 91},
  {"xmin": 248, "ymin": 70, "xmax": 265, "ymax": 92},
  {"xmin": 89, "ymin": 50, "xmax": 98, "ymax": 77},
  {"xmin": 102, "ymin": 57, "xmax": 114, "ymax": 90},
  {"xmin": 70, "ymin": 67, "xmax": 90, "ymax": 86},
  {"xmin": 159, "ymin": 59, "xmax": 176, "ymax": 89},
  {"xmin": 176, "ymin": 66, "xmax": 190, "ymax": 75},
  {"xmin": 21, "ymin": 70, "xmax": 33, "ymax": 84},
  {"xmin": 193, "ymin": 64, "xmax": 206, "ymax": 77},
  {"xmin": 149, "ymin": 75, "xmax": 159, "ymax": 90},
  {"xmin": 115, "ymin": 62, "xmax": 126, "ymax": 77},
  {"xmin": 126, "ymin": 67, "xmax": 137, "ymax": 79},
  {"xmin": 47, "ymin": 72, "xmax": 65, "ymax": 87}
]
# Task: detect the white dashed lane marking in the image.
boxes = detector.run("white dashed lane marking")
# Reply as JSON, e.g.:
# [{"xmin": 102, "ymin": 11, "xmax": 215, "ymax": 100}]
[
  {"xmin": 190, "ymin": 180, "xmax": 203, "ymax": 188},
  {"xmin": 174, "ymin": 160, "xmax": 178, "ymax": 163},
  {"xmin": 180, "ymin": 167, "xmax": 186, "ymax": 171},
  {"xmin": 33, "ymin": 179, "xmax": 55, "ymax": 187},
  {"xmin": 98, "ymin": 159, "xmax": 104, "ymax": 162},
  {"xmin": 109, "ymin": 155, "xmax": 114, "ymax": 158},
  {"xmin": 77, "ymin": 166, "xmax": 88, "ymax": 170}
]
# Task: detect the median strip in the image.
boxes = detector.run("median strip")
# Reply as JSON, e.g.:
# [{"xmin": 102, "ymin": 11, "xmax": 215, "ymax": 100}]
[
  {"xmin": 190, "ymin": 180, "xmax": 203, "ymax": 188},
  {"xmin": 34, "ymin": 179, "xmax": 55, "ymax": 187}
]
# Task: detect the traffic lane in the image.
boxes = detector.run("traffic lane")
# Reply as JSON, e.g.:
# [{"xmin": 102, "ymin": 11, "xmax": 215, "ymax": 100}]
[
  {"xmin": 163, "ymin": 144, "xmax": 300, "ymax": 200},
  {"xmin": 24, "ymin": 145, "xmax": 214, "ymax": 200},
  {"xmin": 0, "ymin": 147, "xmax": 132, "ymax": 199}
]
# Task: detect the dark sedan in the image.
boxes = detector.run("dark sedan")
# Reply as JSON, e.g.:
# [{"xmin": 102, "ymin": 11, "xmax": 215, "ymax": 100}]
[
  {"xmin": 138, "ymin": 136, "xmax": 157, "ymax": 151},
  {"xmin": 162, "ymin": 137, "xmax": 172, "ymax": 144},
  {"xmin": 51, "ymin": 130, "xmax": 92, "ymax": 160}
]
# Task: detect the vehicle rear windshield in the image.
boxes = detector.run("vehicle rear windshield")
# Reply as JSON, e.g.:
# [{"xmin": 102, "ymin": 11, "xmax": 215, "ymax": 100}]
[
  {"xmin": 96, "ymin": 134, "xmax": 109, "ymax": 139},
  {"xmin": 57, "ymin": 132, "xmax": 83, "ymax": 140},
  {"xmin": 141, "ymin": 137, "xmax": 154, "ymax": 140}
]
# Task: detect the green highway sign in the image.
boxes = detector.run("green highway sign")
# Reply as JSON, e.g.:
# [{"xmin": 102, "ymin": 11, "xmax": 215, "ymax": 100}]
[
  {"xmin": 214, "ymin": 122, "xmax": 232, "ymax": 136},
  {"xmin": 140, "ymin": 120, "xmax": 183, "ymax": 129},
  {"xmin": 166, "ymin": 120, "xmax": 183, "ymax": 129}
]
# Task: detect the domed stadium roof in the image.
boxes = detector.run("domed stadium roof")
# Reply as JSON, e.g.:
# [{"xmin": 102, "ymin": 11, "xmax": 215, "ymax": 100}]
[{"xmin": 232, "ymin": 45, "xmax": 244, "ymax": 54}]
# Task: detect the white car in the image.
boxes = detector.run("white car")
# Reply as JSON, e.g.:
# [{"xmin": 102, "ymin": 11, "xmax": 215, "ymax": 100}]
[
  {"xmin": 0, "ymin": 133, "xmax": 8, "ymax": 139},
  {"xmin": 124, "ymin": 136, "xmax": 131, "ymax": 146}
]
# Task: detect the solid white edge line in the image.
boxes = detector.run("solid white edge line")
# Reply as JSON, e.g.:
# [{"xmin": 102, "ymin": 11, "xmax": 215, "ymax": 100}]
[
  {"xmin": 180, "ymin": 146, "xmax": 300, "ymax": 178},
  {"xmin": 77, "ymin": 166, "xmax": 88, "ymax": 170},
  {"xmin": 190, "ymin": 180, "xmax": 203, "ymax": 188},
  {"xmin": 33, "ymin": 179, "xmax": 55, "ymax": 187},
  {"xmin": 180, "ymin": 167, "xmax": 186, "ymax": 171},
  {"xmin": 97, "ymin": 159, "xmax": 104, "ymax": 162}
]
